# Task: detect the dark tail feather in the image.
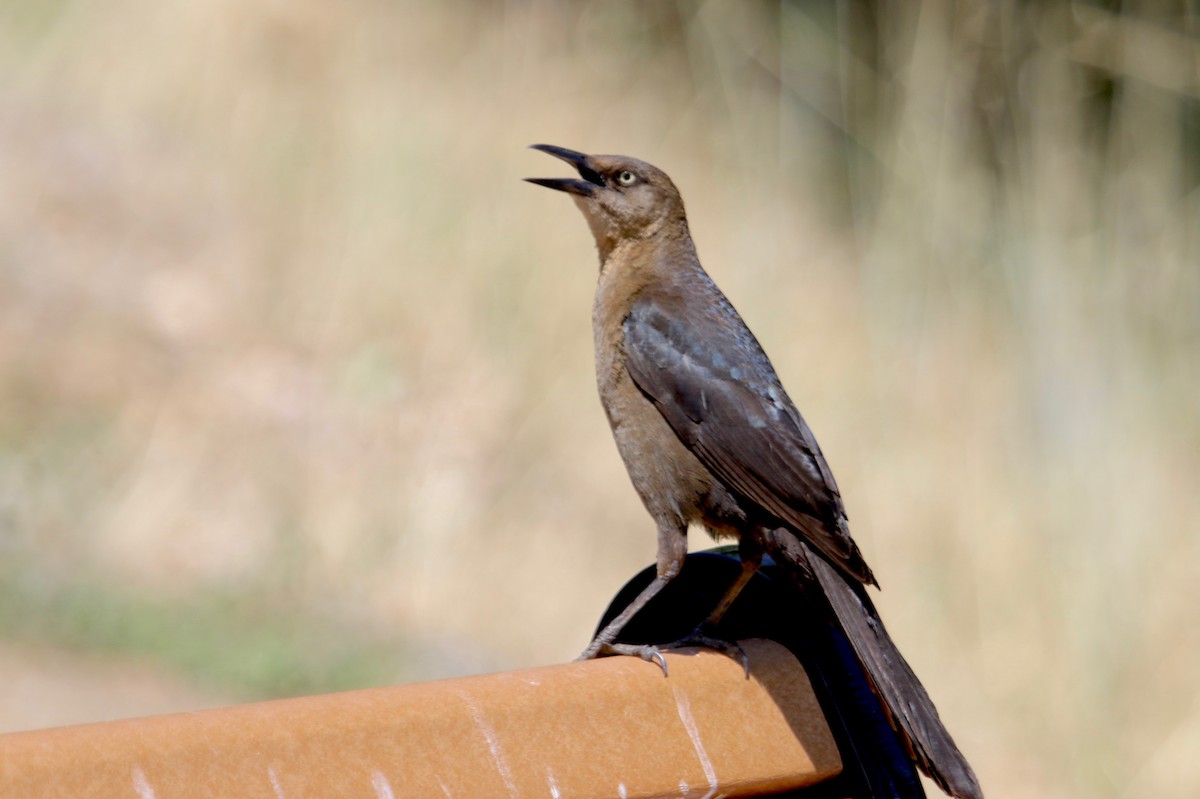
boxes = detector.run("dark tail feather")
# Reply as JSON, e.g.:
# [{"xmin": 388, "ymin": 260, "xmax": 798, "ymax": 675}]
[{"xmin": 764, "ymin": 530, "xmax": 983, "ymax": 799}]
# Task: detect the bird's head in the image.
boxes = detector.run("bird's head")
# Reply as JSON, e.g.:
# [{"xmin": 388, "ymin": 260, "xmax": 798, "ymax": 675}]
[{"xmin": 525, "ymin": 144, "xmax": 686, "ymax": 260}]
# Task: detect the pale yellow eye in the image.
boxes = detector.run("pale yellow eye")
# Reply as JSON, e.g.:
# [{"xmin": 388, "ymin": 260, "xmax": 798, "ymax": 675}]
[{"xmin": 616, "ymin": 170, "xmax": 637, "ymax": 186}]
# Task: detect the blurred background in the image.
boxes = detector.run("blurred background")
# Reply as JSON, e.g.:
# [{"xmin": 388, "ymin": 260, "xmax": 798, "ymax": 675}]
[{"xmin": 0, "ymin": 0, "xmax": 1197, "ymax": 796}]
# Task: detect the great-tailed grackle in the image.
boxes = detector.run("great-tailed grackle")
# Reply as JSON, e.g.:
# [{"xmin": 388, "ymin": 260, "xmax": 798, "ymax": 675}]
[{"xmin": 526, "ymin": 144, "xmax": 982, "ymax": 799}]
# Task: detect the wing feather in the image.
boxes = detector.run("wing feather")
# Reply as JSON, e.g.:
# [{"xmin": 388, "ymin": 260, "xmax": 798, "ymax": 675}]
[{"xmin": 624, "ymin": 292, "xmax": 875, "ymax": 585}]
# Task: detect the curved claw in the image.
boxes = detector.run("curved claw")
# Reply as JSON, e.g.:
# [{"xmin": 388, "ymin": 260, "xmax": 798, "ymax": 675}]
[{"xmin": 577, "ymin": 641, "xmax": 670, "ymax": 676}]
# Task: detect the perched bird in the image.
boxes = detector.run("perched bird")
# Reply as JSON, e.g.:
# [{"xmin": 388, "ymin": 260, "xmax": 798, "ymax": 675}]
[{"xmin": 525, "ymin": 144, "xmax": 981, "ymax": 799}]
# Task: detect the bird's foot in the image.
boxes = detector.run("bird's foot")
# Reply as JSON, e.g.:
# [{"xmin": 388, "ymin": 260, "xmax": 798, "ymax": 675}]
[
  {"xmin": 576, "ymin": 640, "xmax": 669, "ymax": 676},
  {"xmin": 575, "ymin": 628, "xmax": 748, "ymax": 679},
  {"xmin": 663, "ymin": 629, "xmax": 750, "ymax": 678}
]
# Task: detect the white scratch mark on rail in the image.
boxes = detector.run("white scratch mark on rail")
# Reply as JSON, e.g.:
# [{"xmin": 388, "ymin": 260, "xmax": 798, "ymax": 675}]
[
  {"xmin": 458, "ymin": 689, "xmax": 518, "ymax": 798},
  {"xmin": 672, "ymin": 684, "xmax": 719, "ymax": 799},
  {"xmin": 546, "ymin": 765, "xmax": 561, "ymax": 798},
  {"xmin": 371, "ymin": 770, "xmax": 396, "ymax": 799},
  {"xmin": 131, "ymin": 766, "xmax": 156, "ymax": 799},
  {"xmin": 268, "ymin": 766, "xmax": 286, "ymax": 798}
]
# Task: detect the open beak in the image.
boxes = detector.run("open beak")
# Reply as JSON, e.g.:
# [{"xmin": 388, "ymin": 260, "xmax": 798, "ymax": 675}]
[{"xmin": 524, "ymin": 144, "xmax": 606, "ymax": 196}]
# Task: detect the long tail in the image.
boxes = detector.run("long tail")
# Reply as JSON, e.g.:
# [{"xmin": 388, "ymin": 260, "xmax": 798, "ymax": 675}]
[{"xmin": 763, "ymin": 530, "xmax": 983, "ymax": 799}]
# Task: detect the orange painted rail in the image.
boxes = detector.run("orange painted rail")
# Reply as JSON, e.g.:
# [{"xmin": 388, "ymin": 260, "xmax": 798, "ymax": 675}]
[{"xmin": 0, "ymin": 639, "xmax": 840, "ymax": 798}]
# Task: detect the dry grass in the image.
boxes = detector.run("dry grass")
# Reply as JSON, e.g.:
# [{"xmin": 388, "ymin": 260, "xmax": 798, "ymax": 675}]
[{"xmin": 1, "ymin": 1, "xmax": 1197, "ymax": 796}]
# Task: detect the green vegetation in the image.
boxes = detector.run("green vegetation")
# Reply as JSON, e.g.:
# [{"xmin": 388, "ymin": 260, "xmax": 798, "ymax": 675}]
[{"xmin": 0, "ymin": 563, "xmax": 411, "ymax": 698}]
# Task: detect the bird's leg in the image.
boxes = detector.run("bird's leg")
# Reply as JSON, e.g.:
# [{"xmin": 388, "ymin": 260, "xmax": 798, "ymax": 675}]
[
  {"xmin": 576, "ymin": 574, "xmax": 673, "ymax": 673},
  {"xmin": 708, "ymin": 537, "xmax": 764, "ymax": 626},
  {"xmin": 577, "ymin": 522, "xmax": 688, "ymax": 675},
  {"xmin": 664, "ymin": 536, "xmax": 764, "ymax": 677}
]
